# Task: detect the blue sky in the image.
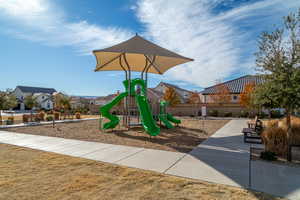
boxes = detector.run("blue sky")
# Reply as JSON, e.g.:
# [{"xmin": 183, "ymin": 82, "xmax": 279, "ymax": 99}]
[{"xmin": 0, "ymin": 0, "xmax": 299, "ymax": 96}]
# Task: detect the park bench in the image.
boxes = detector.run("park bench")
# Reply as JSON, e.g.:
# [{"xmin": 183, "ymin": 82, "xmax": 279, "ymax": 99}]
[{"xmin": 242, "ymin": 116, "xmax": 263, "ymax": 144}]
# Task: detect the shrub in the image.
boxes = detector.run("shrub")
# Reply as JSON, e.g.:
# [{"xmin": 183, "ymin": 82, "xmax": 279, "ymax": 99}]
[
  {"xmin": 53, "ymin": 112, "xmax": 60, "ymax": 120},
  {"xmin": 224, "ymin": 112, "xmax": 232, "ymax": 117},
  {"xmin": 46, "ymin": 115, "xmax": 53, "ymax": 121},
  {"xmin": 6, "ymin": 116, "xmax": 14, "ymax": 125},
  {"xmin": 263, "ymin": 119, "xmax": 278, "ymax": 128},
  {"xmin": 260, "ymin": 151, "xmax": 277, "ymax": 161},
  {"xmin": 270, "ymin": 110, "xmax": 283, "ymax": 118},
  {"xmin": 38, "ymin": 111, "xmax": 45, "ymax": 121},
  {"xmin": 47, "ymin": 110, "xmax": 53, "ymax": 115},
  {"xmin": 34, "ymin": 114, "xmax": 40, "ymax": 122},
  {"xmin": 209, "ymin": 110, "xmax": 218, "ymax": 117},
  {"xmin": 22, "ymin": 114, "xmax": 30, "ymax": 123},
  {"xmin": 75, "ymin": 112, "xmax": 81, "ymax": 119},
  {"xmin": 258, "ymin": 112, "xmax": 268, "ymax": 119},
  {"xmin": 239, "ymin": 111, "xmax": 249, "ymax": 118},
  {"xmin": 261, "ymin": 126, "xmax": 288, "ymax": 156}
]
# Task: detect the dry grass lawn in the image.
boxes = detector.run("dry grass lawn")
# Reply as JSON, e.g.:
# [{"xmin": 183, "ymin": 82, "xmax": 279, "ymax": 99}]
[
  {"xmin": 0, "ymin": 144, "xmax": 284, "ymax": 200},
  {"xmin": 5, "ymin": 118, "xmax": 229, "ymax": 153}
]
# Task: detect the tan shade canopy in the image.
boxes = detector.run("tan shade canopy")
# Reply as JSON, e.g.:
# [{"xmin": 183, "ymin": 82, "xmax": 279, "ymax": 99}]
[{"xmin": 93, "ymin": 34, "xmax": 193, "ymax": 75}]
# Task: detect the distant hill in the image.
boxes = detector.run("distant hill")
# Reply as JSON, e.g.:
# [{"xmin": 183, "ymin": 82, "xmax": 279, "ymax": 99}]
[{"xmin": 72, "ymin": 95, "xmax": 101, "ymax": 99}]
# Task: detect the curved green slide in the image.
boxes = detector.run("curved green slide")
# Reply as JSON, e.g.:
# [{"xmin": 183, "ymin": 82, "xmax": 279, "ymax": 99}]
[
  {"xmin": 167, "ymin": 113, "xmax": 181, "ymax": 124},
  {"xmin": 159, "ymin": 100, "xmax": 181, "ymax": 128},
  {"xmin": 100, "ymin": 92, "xmax": 128, "ymax": 129},
  {"xmin": 136, "ymin": 95, "xmax": 160, "ymax": 136},
  {"xmin": 159, "ymin": 114, "xmax": 174, "ymax": 129}
]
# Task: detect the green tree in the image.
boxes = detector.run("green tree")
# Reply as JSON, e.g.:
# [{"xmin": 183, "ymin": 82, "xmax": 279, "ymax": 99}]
[
  {"xmin": 0, "ymin": 91, "xmax": 6, "ymax": 124},
  {"xmin": 59, "ymin": 95, "xmax": 71, "ymax": 119},
  {"xmin": 24, "ymin": 95, "xmax": 38, "ymax": 121},
  {"xmin": 24, "ymin": 95, "xmax": 38, "ymax": 110},
  {"xmin": 0, "ymin": 90, "xmax": 17, "ymax": 124},
  {"xmin": 5, "ymin": 94, "xmax": 18, "ymax": 110},
  {"xmin": 255, "ymin": 9, "xmax": 300, "ymax": 143}
]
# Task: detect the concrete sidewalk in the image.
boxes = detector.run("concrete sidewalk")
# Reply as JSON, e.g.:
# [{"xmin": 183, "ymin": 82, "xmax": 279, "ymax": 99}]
[
  {"xmin": 0, "ymin": 130, "xmax": 184, "ymax": 173},
  {"xmin": 1, "ymin": 120, "xmax": 300, "ymax": 199}
]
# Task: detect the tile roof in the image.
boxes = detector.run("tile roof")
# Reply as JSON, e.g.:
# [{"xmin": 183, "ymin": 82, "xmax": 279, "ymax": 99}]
[
  {"xmin": 16, "ymin": 86, "xmax": 56, "ymax": 94},
  {"xmin": 201, "ymin": 75, "xmax": 264, "ymax": 95}
]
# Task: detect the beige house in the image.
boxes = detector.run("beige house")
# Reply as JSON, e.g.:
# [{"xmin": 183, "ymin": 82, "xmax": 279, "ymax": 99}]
[
  {"xmin": 198, "ymin": 75, "xmax": 264, "ymax": 116},
  {"xmin": 200, "ymin": 75, "xmax": 263, "ymax": 104},
  {"xmin": 153, "ymin": 82, "xmax": 194, "ymax": 103}
]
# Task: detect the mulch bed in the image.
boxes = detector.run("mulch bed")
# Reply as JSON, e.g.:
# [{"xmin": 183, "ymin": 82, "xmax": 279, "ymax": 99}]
[{"xmin": 4, "ymin": 117, "xmax": 229, "ymax": 153}]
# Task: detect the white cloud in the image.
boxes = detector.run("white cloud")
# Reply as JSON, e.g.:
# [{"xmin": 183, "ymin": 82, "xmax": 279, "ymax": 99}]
[
  {"xmin": 0, "ymin": 0, "xmax": 132, "ymax": 54},
  {"xmin": 1, "ymin": 0, "xmax": 299, "ymax": 88},
  {"xmin": 135, "ymin": 0, "xmax": 300, "ymax": 88}
]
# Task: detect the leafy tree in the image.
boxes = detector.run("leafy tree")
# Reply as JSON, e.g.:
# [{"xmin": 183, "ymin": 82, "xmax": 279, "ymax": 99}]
[
  {"xmin": 187, "ymin": 91, "xmax": 201, "ymax": 116},
  {"xmin": 53, "ymin": 93, "xmax": 64, "ymax": 110},
  {"xmin": 60, "ymin": 95, "xmax": 71, "ymax": 111},
  {"xmin": 24, "ymin": 95, "xmax": 38, "ymax": 121},
  {"xmin": 0, "ymin": 91, "xmax": 6, "ymax": 124},
  {"xmin": 187, "ymin": 92, "xmax": 201, "ymax": 104},
  {"xmin": 5, "ymin": 94, "xmax": 18, "ymax": 110},
  {"xmin": 24, "ymin": 95, "xmax": 38, "ymax": 111},
  {"xmin": 0, "ymin": 91, "xmax": 17, "ymax": 124},
  {"xmin": 239, "ymin": 82, "xmax": 256, "ymax": 109},
  {"xmin": 59, "ymin": 95, "xmax": 71, "ymax": 119},
  {"xmin": 252, "ymin": 80, "xmax": 279, "ymax": 118},
  {"xmin": 163, "ymin": 87, "xmax": 181, "ymax": 106},
  {"xmin": 211, "ymin": 83, "xmax": 231, "ymax": 104},
  {"xmin": 254, "ymin": 9, "xmax": 300, "ymax": 144}
]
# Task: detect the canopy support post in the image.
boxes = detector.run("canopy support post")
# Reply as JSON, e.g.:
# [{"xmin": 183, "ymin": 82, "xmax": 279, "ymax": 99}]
[
  {"xmin": 123, "ymin": 54, "xmax": 132, "ymax": 127},
  {"xmin": 119, "ymin": 55, "xmax": 128, "ymax": 128}
]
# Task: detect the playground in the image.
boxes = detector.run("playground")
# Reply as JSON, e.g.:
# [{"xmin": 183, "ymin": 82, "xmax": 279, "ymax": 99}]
[{"xmin": 5, "ymin": 118, "xmax": 229, "ymax": 152}]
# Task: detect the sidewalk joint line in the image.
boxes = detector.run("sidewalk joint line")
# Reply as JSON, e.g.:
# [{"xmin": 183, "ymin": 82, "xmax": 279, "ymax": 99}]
[
  {"xmin": 163, "ymin": 153, "xmax": 187, "ymax": 174},
  {"xmin": 114, "ymin": 148, "xmax": 146, "ymax": 163},
  {"xmin": 79, "ymin": 145, "xmax": 116, "ymax": 157}
]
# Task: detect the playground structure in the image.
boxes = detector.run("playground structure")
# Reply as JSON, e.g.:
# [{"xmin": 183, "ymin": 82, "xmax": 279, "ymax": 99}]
[
  {"xmin": 93, "ymin": 34, "xmax": 193, "ymax": 136},
  {"xmin": 159, "ymin": 101, "xmax": 181, "ymax": 129}
]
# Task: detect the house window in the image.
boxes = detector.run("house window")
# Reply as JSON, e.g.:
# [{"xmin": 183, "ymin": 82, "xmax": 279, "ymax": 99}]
[
  {"xmin": 233, "ymin": 95, "xmax": 238, "ymax": 100},
  {"xmin": 42, "ymin": 96, "xmax": 44, "ymax": 99},
  {"xmin": 47, "ymin": 102, "xmax": 50, "ymax": 108}
]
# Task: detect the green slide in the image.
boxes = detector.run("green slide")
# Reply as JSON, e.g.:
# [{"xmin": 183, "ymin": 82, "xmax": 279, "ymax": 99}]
[
  {"xmin": 158, "ymin": 114, "xmax": 174, "ymax": 129},
  {"xmin": 136, "ymin": 95, "xmax": 160, "ymax": 136},
  {"xmin": 100, "ymin": 92, "xmax": 127, "ymax": 129},
  {"xmin": 167, "ymin": 113, "xmax": 181, "ymax": 124},
  {"xmin": 159, "ymin": 100, "xmax": 181, "ymax": 128}
]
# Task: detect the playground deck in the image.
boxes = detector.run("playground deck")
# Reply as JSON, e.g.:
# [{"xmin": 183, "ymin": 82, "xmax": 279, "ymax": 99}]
[{"xmin": 4, "ymin": 118, "xmax": 229, "ymax": 153}]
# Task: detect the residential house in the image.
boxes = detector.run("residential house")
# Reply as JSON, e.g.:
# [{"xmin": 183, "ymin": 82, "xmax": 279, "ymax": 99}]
[
  {"xmin": 200, "ymin": 75, "xmax": 263, "ymax": 104},
  {"xmin": 13, "ymin": 86, "xmax": 56, "ymax": 110},
  {"xmin": 152, "ymin": 82, "xmax": 194, "ymax": 103},
  {"xmin": 33, "ymin": 93, "xmax": 54, "ymax": 110},
  {"xmin": 199, "ymin": 75, "xmax": 264, "ymax": 116}
]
